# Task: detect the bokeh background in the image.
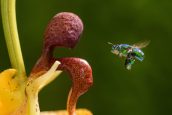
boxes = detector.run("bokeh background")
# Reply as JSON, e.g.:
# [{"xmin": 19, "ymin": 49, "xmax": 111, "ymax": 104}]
[{"xmin": 1, "ymin": 0, "xmax": 172, "ymax": 115}]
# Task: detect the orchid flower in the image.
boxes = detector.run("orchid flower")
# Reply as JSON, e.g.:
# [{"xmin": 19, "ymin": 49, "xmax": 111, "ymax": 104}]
[{"xmin": 0, "ymin": 0, "xmax": 93, "ymax": 115}]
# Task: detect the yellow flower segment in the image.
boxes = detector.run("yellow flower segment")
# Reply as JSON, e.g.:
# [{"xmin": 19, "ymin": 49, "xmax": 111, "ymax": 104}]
[
  {"xmin": 41, "ymin": 109, "xmax": 93, "ymax": 115},
  {"xmin": 0, "ymin": 61, "xmax": 61, "ymax": 115},
  {"xmin": 0, "ymin": 69, "xmax": 25, "ymax": 115}
]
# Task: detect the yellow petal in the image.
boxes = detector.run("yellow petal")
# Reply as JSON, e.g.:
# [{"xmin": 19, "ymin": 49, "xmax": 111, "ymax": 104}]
[
  {"xmin": 0, "ymin": 69, "xmax": 25, "ymax": 115},
  {"xmin": 41, "ymin": 109, "xmax": 93, "ymax": 115}
]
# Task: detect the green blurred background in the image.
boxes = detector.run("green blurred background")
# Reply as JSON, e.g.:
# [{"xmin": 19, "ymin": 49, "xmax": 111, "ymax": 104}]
[{"xmin": 1, "ymin": 0, "xmax": 172, "ymax": 115}]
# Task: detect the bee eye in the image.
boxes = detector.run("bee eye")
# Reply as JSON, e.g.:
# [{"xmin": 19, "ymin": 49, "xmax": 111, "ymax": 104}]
[{"xmin": 112, "ymin": 45, "xmax": 117, "ymax": 49}]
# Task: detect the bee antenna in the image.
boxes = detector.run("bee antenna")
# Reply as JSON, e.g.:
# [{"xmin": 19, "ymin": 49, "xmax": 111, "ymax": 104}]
[{"xmin": 107, "ymin": 42, "xmax": 114, "ymax": 46}]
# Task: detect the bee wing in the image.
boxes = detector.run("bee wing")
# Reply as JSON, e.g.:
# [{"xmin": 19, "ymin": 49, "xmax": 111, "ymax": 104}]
[{"xmin": 132, "ymin": 40, "xmax": 150, "ymax": 49}]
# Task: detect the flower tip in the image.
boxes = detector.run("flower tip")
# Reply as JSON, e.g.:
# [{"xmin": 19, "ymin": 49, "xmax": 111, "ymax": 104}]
[
  {"xmin": 44, "ymin": 12, "xmax": 84, "ymax": 49},
  {"xmin": 54, "ymin": 61, "xmax": 61, "ymax": 66},
  {"xmin": 0, "ymin": 69, "xmax": 16, "ymax": 78}
]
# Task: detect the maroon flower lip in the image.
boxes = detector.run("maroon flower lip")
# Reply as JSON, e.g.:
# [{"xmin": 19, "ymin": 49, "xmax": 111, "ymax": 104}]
[
  {"xmin": 57, "ymin": 57, "xmax": 93, "ymax": 115},
  {"xmin": 30, "ymin": 12, "xmax": 93, "ymax": 115}
]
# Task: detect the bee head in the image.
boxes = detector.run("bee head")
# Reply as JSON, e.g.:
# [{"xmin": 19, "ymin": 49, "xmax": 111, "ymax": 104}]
[
  {"xmin": 108, "ymin": 42, "xmax": 120, "ymax": 55},
  {"xmin": 112, "ymin": 45, "xmax": 120, "ymax": 50},
  {"xmin": 111, "ymin": 45, "xmax": 120, "ymax": 55}
]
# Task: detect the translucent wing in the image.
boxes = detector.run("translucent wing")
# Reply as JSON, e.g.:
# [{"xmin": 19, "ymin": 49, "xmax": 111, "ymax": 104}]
[{"xmin": 132, "ymin": 40, "xmax": 150, "ymax": 49}]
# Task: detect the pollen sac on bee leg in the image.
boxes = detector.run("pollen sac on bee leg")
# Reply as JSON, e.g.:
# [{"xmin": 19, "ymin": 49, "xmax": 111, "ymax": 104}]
[{"xmin": 125, "ymin": 58, "xmax": 135, "ymax": 70}]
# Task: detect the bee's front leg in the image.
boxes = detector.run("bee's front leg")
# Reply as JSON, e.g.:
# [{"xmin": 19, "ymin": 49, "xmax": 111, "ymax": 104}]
[{"xmin": 119, "ymin": 53, "xmax": 123, "ymax": 57}]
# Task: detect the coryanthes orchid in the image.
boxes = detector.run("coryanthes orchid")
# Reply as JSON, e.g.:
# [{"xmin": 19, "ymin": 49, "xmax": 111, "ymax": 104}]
[{"xmin": 0, "ymin": 0, "xmax": 93, "ymax": 115}]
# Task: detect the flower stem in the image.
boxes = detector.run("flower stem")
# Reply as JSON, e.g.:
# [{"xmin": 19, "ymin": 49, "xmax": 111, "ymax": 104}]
[{"xmin": 1, "ymin": 0, "xmax": 26, "ymax": 78}]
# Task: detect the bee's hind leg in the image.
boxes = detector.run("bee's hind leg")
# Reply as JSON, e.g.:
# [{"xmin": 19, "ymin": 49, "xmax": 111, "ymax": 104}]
[{"xmin": 124, "ymin": 53, "xmax": 135, "ymax": 70}]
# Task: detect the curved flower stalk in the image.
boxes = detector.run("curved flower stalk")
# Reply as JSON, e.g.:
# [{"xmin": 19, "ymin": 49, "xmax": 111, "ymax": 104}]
[
  {"xmin": 31, "ymin": 12, "xmax": 93, "ymax": 115},
  {"xmin": 0, "ymin": 0, "xmax": 93, "ymax": 114}
]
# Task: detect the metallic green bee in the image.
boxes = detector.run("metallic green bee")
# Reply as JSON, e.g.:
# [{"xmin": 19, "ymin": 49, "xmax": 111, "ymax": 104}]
[{"xmin": 108, "ymin": 41, "xmax": 150, "ymax": 70}]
